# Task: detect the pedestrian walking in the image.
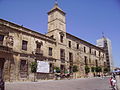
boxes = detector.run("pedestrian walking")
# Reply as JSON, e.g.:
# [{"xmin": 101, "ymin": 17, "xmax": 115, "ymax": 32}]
[
  {"xmin": 110, "ymin": 77, "xmax": 113, "ymax": 87},
  {"xmin": 110, "ymin": 77, "xmax": 117, "ymax": 90},
  {"xmin": 112, "ymin": 73, "xmax": 116, "ymax": 79}
]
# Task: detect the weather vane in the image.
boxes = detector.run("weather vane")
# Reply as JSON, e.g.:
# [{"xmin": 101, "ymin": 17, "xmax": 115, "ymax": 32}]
[
  {"xmin": 55, "ymin": 0, "xmax": 58, "ymax": 4},
  {"xmin": 102, "ymin": 32, "xmax": 105, "ymax": 38}
]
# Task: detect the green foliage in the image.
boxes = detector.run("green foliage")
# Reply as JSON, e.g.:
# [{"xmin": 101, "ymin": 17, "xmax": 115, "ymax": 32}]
[
  {"xmin": 95, "ymin": 66, "xmax": 102, "ymax": 73},
  {"xmin": 30, "ymin": 61, "xmax": 37, "ymax": 73},
  {"xmin": 73, "ymin": 65, "xmax": 78, "ymax": 72},
  {"xmin": 54, "ymin": 67, "xmax": 61, "ymax": 73},
  {"xmin": 103, "ymin": 67, "xmax": 109, "ymax": 73},
  {"xmin": 85, "ymin": 66, "xmax": 90, "ymax": 74},
  {"xmin": 91, "ymin": 67, "xmax": 95, "ymax": 72}
]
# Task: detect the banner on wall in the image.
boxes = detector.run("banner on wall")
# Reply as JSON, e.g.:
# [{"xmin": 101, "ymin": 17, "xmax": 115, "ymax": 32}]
[{"xmin": 37, "ymin": 61, "xmax": 50, "ymax": 73}]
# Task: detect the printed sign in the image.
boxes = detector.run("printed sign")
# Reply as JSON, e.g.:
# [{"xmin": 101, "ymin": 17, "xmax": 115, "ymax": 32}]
[{"xmin": 37, "ymin": 61, "xmax": 50, "ymax": 73}]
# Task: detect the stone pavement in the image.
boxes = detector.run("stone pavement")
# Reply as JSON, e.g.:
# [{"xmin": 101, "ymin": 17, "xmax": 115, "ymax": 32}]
[
  {"xmin": 5, "ymin": 77, "xmax": 111, "ymax": 90},
  {"xmin": 116, "ymin": 75, "xmax": 120, "ymax": 90}
]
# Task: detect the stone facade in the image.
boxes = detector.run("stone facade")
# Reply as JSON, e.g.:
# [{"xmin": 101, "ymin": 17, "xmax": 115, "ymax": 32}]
[{"xmin": 0, "ymin": 3, "xmax": 106, "ymax": 82}]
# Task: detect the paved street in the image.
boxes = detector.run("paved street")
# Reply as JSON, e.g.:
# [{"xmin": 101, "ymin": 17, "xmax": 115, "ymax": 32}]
[{"xmin": 6, "ymin": 77, "xmax": 112, "ymax": 90}]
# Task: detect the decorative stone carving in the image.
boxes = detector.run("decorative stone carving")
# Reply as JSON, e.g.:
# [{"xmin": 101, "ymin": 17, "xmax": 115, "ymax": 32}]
[
  {"xmin": 36, "ymin": 41, "xmax": 43, "ymax": 49},
  {"xmin": 6, "ymin": 35, "xmax": 14, "ymax": 47}
]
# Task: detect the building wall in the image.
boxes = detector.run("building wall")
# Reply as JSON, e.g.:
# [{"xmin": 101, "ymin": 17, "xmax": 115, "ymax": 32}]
[{"xmin": 66, "ymin": 34, "xmax": 106, "ymax": 77}]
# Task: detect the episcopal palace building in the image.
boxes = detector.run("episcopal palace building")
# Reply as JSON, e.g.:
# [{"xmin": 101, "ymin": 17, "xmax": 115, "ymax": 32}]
[{"xmin": 0, "ymin": 3, "xmax": 106, "ymax": 82}]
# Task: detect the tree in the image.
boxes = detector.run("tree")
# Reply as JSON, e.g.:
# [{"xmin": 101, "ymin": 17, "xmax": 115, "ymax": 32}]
[
  {"xmin": 91, "ymin": 67, "xmax": 96, "ymax": 77},
  {"xmin": 95, "ymin": 66, "xmax": 102, "ymax": 77},
  {"xmin": 85, "ymin": 66, "xmax": 90, "ymax": 74},
  {"xmin": 72, "ymin": 65, "xmax": 78, "ymax": 79},
  {"xmin": 54, "ymin": 67, "xmax": 61, "ymax": 73},
  {"xmin": 91, "ymin": 67, "xmax": 95, "ymax": 73},
  {"xmin": 103, "ymin": 67, "xmax": 109, "ymax": 73},
  {"xmin": 73, "ymin": 65, "xmax": 78, "ymax": 73},
  {"xmin": 95, "ymin": 66, "xmax": 102, "ymax": 73},
  {"xmin": 30, "ymin": 61, "xmax": 37, "ymax": 81}
]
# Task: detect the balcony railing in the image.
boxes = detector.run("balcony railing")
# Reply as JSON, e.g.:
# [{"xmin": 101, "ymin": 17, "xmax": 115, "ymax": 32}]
[
  {"xmin": 35, "ymin": 48, "xmax": 43, "ymax": 55},
  {"xmin": 0, "ymin": 45, "xmax": 12, "ymax": 53}
]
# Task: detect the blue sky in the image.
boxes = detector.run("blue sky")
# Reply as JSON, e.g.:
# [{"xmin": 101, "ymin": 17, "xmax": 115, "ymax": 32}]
[{"xmin": 0, "ymin": 0, "xmax": 120, "ymax": 67}]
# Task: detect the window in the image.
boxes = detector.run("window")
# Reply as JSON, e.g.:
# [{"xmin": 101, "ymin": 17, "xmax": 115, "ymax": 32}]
[
  {"xmin": 84, "ymin": 47, "xmax": 86, "ymax": 53},
  {"xmin": 94, "ymin": 51, "xmax": 96, "ymax": 56},
  {"xmin": 89, "ymin": 48, "xmax": 91, "ymax": 54},
  {"xmin": 0, "ymin": 35, "xmax": 4, "ymax": 41},
  {"xmin": 89, "ymin": 58, "xmax": 91, "ymax": 64},
  {"xmin": 49, "ymin": 47, "xmax": 52, "ymax": 56},
  {"xmin": 60, "ymin": 49, "xmax": 65, "ymax": 63},
  {"xmin": 36, "ymin": 43, "xmax": 41, "ymax": 49},
  {"xmin": 60, "ymin": 35, "xmax": 63, "ymax": 43},
  {"xmin": 20, "ymin": 60, "xmax": 27, "ymax": 71},
  {"xmin": 50, "ymin": 35, "xmax": 54, "ymax": 38},
  {"xmin": 22, "ymin": 40, "xmax": 28, "ymax": 50},
  {"xmin": 50, "ymin": 63, "xmax": 54, "ymax": 73},
  {"xmin": 95, "ymin": 60, "xmax": 98, "ymax": 67},
  {"xmin": 0, "ymin": 35, "xmax": 4, "ymax": 45},
  {"xmin": 84, "ymin": 56, "xmax": 88, "ymax": 65},
  {"xmin": 99, "ymin": 51, "xmax": 101, "ymax": 56},
  {"xmin": 77, "ymin": 43, "xmax": 79, "ymax": 49},
  {"xmin": 60, "ymin": 65, "xmax": 65, "ymax": 73},
  {"xmin": 103, "ymin": 54, "xmax": 104, "ymax": 58},
  {"xmin": 20, "ymin": 60, "xmax": 28, "ymax": 78},
  {"xmin": 69, "ymin": 41, "xmax": 71, "ymax": 48},
  {"xmin": 59, "ymin": 32, "xmax": 64, "ymax": 43},
  {"xmin": 69, "ymin": 52, "xmax": 73, "ymax": 62}
]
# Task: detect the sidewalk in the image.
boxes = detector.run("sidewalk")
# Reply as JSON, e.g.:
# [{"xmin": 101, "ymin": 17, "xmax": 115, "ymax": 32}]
[{"xmin": 116, "ymin": 76, "xmax": 120, "ymax": 90}]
